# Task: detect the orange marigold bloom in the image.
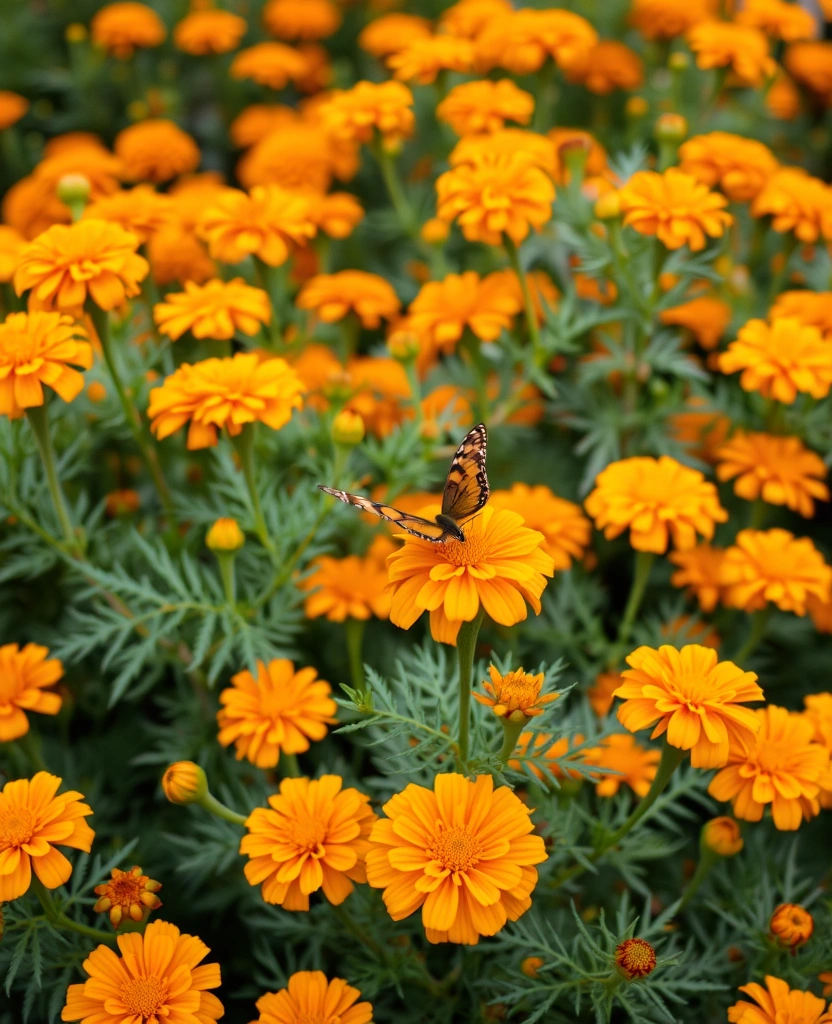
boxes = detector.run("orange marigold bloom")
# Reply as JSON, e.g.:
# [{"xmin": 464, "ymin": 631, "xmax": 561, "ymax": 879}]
[
  {"xmin": 441, "ymin": 0, "xmax": 513, "ymax": 38},
  {"xmin": 264, "ymin": 0, "xmax": 341, "ymax": 41},
  {"xmin": 669, "ymin": 544, "xmax": 726, "ymax": 613},
  {"xmin": 153, "ymin": 279, "xmax": 271, "ymax": 341},
  {"xmin": 715, "ymin": 431, "xmax": 829, "ymax": 518},
  {"xmin": 388, "ymin": 35, "xmax": 475, "ymax": 85},
  {"xmin": 766, "ymin": 69, "xmax": 802, "ymax": 119},
  {"xmin": 451, "ymin": 128, "xmax": 557, "ymax": 177},
  {"xmin": 618, "ymin": 168, "xmax": 732, "ymax": 252},
  {"xmin": 115, "ymin": 120, "xmax": 200, "ymax": 185},
  {"xmin": 229, "ymin": 104, "xmax": 298, "ymax": 148},
  {"xmin": 565, "ymin": 41, "xmax": 644, "ymax": 95},
  {"xmin": 584, "ymin": 734, "xmax": 661, "ymax": 798},
  {"xmin": 509, "ymin": 732, "xmax": 587, "ymax": 781},
  {"xmin": 719, "ymin": 529, "xmax": 832, "ymax": 616},
  {"xmin": 93, "ymin": 865, "xmax": 162, "ymax": 929},
  {"xmin": 474, "ymin": 9, "xmax": 598, "ymax": 76},
  {"xmin": 253, "ymin": 973, "xmax": 372, "ymax": 1024},
  {"xmin": 297, "ymin": 271, "xmax": 400, "ymax": 328},
  {"xmin": 344, "ymin": 356, "xmax": 411, "ymax": 438},
  {"xmin": 237, "ymin": 121, "xmax": 354, "ymax": 193},
  {"xmin": 670, "ymin": 398, "xmax": 732, "ymax": 462},
  {"xmin": 473, "ymin": 665, "xmax": 558, "ymax": 722},
  {"xmin": 198, "ymin": 186, "xmax": 316, "ymax": 266},
  {"xmin": 630, "ymin": 0, "xmax": 716, "ymax": 40},
  {"xmin": 0, "ymin": 771, "xmax": 94, "ymax": 901},
  {"xmin": 0, "ymin": 91, "xmax": 28, "ymax": 130},
  {"xmin": 0, "ymin": 225, "xmax": 25, "ymax": 283},
  {"xmin": 366, "ymin": 773, "xmax": 547, "ymax": 945},
  {"xmin": 217, "ymin": 658, "xmax": 335, "ymax": 769},
  {"xmin": 490, "ymin": 483, "xmax": 591, "ymax": 571},
  {"xmin": 686, "ymin": 21, "xmax": 776, "ymax": 87},
  {"xmin": 317, "ymin": 81, "xmax": 415, "ymax": 147},
  {"xmin": 173, "ymin": 9, "xmax": 247, "ymax": 55},
  {"xmin": 770, "ymin": 291, "xmax": 832, "ymax": 336},
  {"xmin": 437, "ymin": 79, "xmax": 534, "ymax": 136},
  {"xmin": 718, "ymin": 318, "xmax": 832, "ymax": 403},
  {"xmin": 702, "ymin": 816, "xmax": 744, "ymax": 856},
  {"xmin": 240, "ymin": 775, "xmax": 375, "ymax": 910},
  {"xmin": 585, "ymin": 455, "xmax": 727, "ymax": 554},
  {"xmin": 588, "ymin": 672, "xmax": 622, "ymax": 718},
  {"xmin": 804, "ymin": 693, "xmax": 832, "ymax": 807},
  {"xmin": 751, "ymin": 168, "xmax": 832, "ymax": 243},
  {"xmin": 660, "ymin": 296, "xmax": 732, "ymax": 350},
  {"xmin": 309, "ymin": 192, "xmax": 364, "ymax": 240},
  {"xmin": 0, "ymin": 312, "xmax": 92, "ymax": 418},
  {"xmin": 785, "ymin": 42, "xmax": 832, "ymax": 101},
  {"xmin": 161, "ymin": 761, "xmax": 207, "ymax": 805},
  {"xmin": 90, "ymin": 2, "xmax": 166, "ymax": 58},
  {"xmin": 0, "ymin": 643, "xmax": 63, "ymax": 741},
  {"xmin": 14, "ymin": 220, "xmax": 148, "ymax": 313},
  {"xmin": 148, "ymin": 353, "xmax": 304, "ymax": 449},
  {"xmin": 301, "ymin": 537, "xmax": 393, "ymax": 622},
  {"xmin": 770, "ymin": 904, "xmax": 814, "ymax": 949},
  {"xmin": 61, "ymin": 920, "xmax": 223, "ymax": 1024},
  {"xmin": 679, "ymin": 132, "xmax": 778, "ymax": 203},
  {"xmin": 358, "ymin": 13, "xmax": 432, "ymax": 57},
  {"xmin": 147, "ymin": 228, "xmax": 216, "ymax": 287},
  {"xmin": 737, "ymin": 0, "xmax": 816, "ymax": 41},
  {"xmin": 230, "ymin": 42, "xmax": 308, "ymax": 89},
  {"xmin": 615, "ymin": 644, "xmax": 763, "ymax": 769},
  {"xmin": 83, "ymin": 184, "xmax": 174, "ymax": 243},
  {"xmin": 615, "ymin": 938, "xmax": 657, "ymax": 979},
  {"xmin": 728, "ymin": 976, "xmax": 831, "ymax": 1024},
  {"xmin": 387, "ymin": 505, "xmax": 555, "ymax": 645}
]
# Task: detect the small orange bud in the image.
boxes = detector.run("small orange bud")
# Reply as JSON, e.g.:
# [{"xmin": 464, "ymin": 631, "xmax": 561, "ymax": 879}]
[
  {"xmin": 387, "ymin": 329, "xmax": 421, "ymax": 362},
  {"xmin": 654, "ymin": 113, "xmax": 688, "ymax": 143},
  {"xmin": 56, "ymin": 173, "xmax": 91, "ymax": 207},
  {"xmin": 770, "ymin": 903, "xmax": 813, "ymax": 949},
  {"xmin": 626, "ymin": 96, "xmax": 649, "ymax": 119},
  {"xmin": 162, "ymin": 761, "xmax": 207, "ymax": 805},
  {"xmin": 93, "ymin": 865, "xmax": 162, "ymax": 929},
  {"xmin": 206, "ymin": 518, "xmax": 245, "ymax": 552},
  {"xmin": 105, "ymin": 489, "xmax": 140, "ymax": 517},
  {"xmin": 702, "ymin": 817, "xmax": 743, "ymax": 857},
  {"xmin": 615, "ymin": 938, "xmax": 657, "ymax": 980},
  {"xmin": 521, "ymin": 956, "xmax": 544, "ymax": 979},
  {"xmin": 421, "ymin": 218, "xmax": 449, "ymax": 244},
  {"xmin": 594, "ymin": 191, "xmax": 621, "ymax": 221},
  {"xmin": 331, "ymin": 409, "xmax": 365, "ymax": 446},
  {"xmin": 86, "ymin": 381, "xmax": 107, "ymax": 403}
]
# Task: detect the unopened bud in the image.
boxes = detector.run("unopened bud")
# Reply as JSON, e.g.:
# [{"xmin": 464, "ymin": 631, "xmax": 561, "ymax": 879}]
[
  {"xmin": 626, "ymin": 96, "xmax": 649, "ymax": 119},
  {"xmin": 594, "ymin": 191, "xmax": 621, "ymax": 221},
  {"xmin": 668, "ymin": 52, "xmax": 690, "ymax": 72},
  {"xmin": 654, "ymin": 112, "xmax": 688, "ymax": 144},
  {"xmin": 615, "ymin": 938, "xmax": 657, "ymax": 980},
  {"xmin": 162, "ymin": 761, "xmax": 208, "ymax": 805},
  {"xmin": 387, "ymin": 329, "xmax": 421, "ymax": 362},
  {"xmin": 331, "ymin": 409, "xmax": 365, "ymax": 446},
  {"xmin": 65, "ymin": 22, "xmax": 87, "ymax": 43},
  {"xmin": 421, "ymin": 218, "xmax": 449, "ymax": 245},
  {"xmin": 701, "ymin": 816, "xmax": 743, "ymax": 857},
  {"xmin": 57, "ymin": 174, "xmax": 91, "ymax": 221},
  {"xmin": 206, "ymin": 517, "xmax": 245, "ymax": 552}
]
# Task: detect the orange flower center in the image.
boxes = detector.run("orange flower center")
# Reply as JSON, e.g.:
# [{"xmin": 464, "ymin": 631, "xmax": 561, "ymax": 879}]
[
  {"xmin": 429, "ymin": 825, "xmax": 482, "ymax": 873},
  {"xmin": 616, "ymin": 938, "xmax": 657, "ymax": 977},
  {"xmin": 442, "ymin": 536, "xmax": 488, "ymax": 567},
  {"xmin": 106, "ymin": 874, "xmax": 145, "ymax": 907},
  {"xmin": 120, "ymin": 976, "xmax": 168, "ymax": 1018},
  {"xmin": 495, "ymin": 671, "xmax": 538, "ymax": 708},
  {"xmin": 0, "ymin": 329, "xmax": 42, "ymax": 369},
  {"xmin": 0, "ymin": 807, "xmax": 35, "ymax": 847},
  {"xmin": 289, "ymin": 817, "xmax": 327, "ymax": 856}
]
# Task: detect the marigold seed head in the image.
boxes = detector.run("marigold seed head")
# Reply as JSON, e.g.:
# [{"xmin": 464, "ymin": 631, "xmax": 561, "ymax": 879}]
[
  {"xmin": 702, "ymin": 816, "xmax": 744, "ymax": 857},
  {"xmin": 162, "ymin": 761, "xmax": 208, "ymax": 805},
  {"xmin": 521, "ymin": 956, "xmax": 544, "ymax": 978},
  {"xmin": 770, "ymin": 903, "xmax": 813, "ymax": 948},
  {"xmin": 331, "ymin": 409, "xmax": 365, "ymax": 447},
  {"xmin": 93, "ymin": 865, "xmax": 163, "ymax": 929},
  {"xmin": 473, "ymin": 665, "xmax": 558, "ymax": 722},
  {"xmin": 206, "ymin": 518, "xmax": 245, "ymax": 553},
  {"xmin": 615, "ymin": 938, "xmax": 657, "ymax": 980}
]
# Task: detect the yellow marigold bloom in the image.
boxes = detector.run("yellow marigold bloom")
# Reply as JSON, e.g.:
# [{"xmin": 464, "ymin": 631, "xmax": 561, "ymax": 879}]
[
  {"xmin": 437, "ymin": 79, "xmax": 533, "ymax": 137},
  {"xmin": 473, "ymin": 665, "xmax": 558, "ymax": 722},
  {"xmin": 770, "ymin": 904, "xmax": 813, "ymax": 949},
  {"xmin": 366, "ymin": 773, "xmax": 547, "ymax": 945},
  {"xmin": 198, "ymin": 186, "xmax": 316, "ymax": 266},
  {"xmin": 148, "ymin": 352, "xmax": 304, "ymax": 449},
  {"xmin": 715, "ymin": 431, "xmax": 829, "ymax": 518},
  {"xmin": 489, "ymin": 483, "xmax": 591, "ymax": 571},
  {"xmin": 217, "ymin": 658, "xmax": 335, "ymax": 769},
  {"xmin": 565, "ymin": 41, "xmax": 644, "ymax": 95},
  {"xmin": 358, "ymin": 13, "xmax": 432, "ymax": 57},
  {"xmin": 669, "ymin": 544, "xmax": 726, "ymax": 613},
  {"xmin": 585, "ymin": 455, "xmax": 727, "ymax": 554},
  {"xmin": 297, "ymin": 271, "xmax": 400, "ymax": 328},
  {"xmin": 241, "ymin": 775, "xmax": 375, "ymax": 911},
  {"xmin": 168, "ymin": 171, "xmax": 227, "ymax": 229},
  {"xmin": 588, "ymin": 672, "xmax": 622, "ymax": 718},
  {"xmin": 388, "ymin": 35, "xmax": 475, "ymax": 85},
  {"xmin": 61, "ymin": 920, "xmax": 223, "ymax": 1024},
  {"xmin": 230, "ymin": 42, "xmax": 308, "ymax": 89},
  {"xmin": 206, "ymin": 517, "xmax": 245, "ymax": 552},
  {"xmin": 263, "ymin": 0, "xmax": 341, "ymax": 40},
  {"xmin": 584, "ymin": 734, "xmax": 661, "ymax": 797},
  {"xmin": 659, "ymin": 296, "xmax": 732, "ymax": 350},
  {"xmin": 630, "ymin": 0, "xmax": 716, "ymax": 39},
  {"xmin": 0, "ymin": 771, "xmax": 94, "ymax": 901},
  {"xmin": 0, "ymin": 91, "xmax": 28, "ymax": 130},
  {"xmin": 510, "ymin": 732, "xmax": 587, "ymax": 781},
  {"xmin": 702, "ymin": 816, "xmax": 743, "ymax": 856},
  {"xmin": 115, "ymin": 120, "xmax": 200, "ymax": 184},
  {"xmin": 785, "ymin": 42, "xmax": 832, "ymax": 101},
  {"xmin": 83, "ymin": 184, "xmax": 174, "ymax": 243},
  {"xmin": 0, "ymin": 225, "xmax": 25, "ymax": 283},
  {"xmin": 441, "ymin": 0, "xmax": 513, "ymax": 37},
  {"xmin": 751, "ymin": 168, "xmax": 832, "ymax": 243},
  {"xmin": 615, "ymin": 938, "xmax": 657, "ymax": 980},
  {"xmin": 0, "ymin": 312, "xmax": 92, "ymax": 419},
  {"xmin": 728, "ymin": 976, "xmax": 831, "ymax": 1024},
  {"xmin": 387, "ymin": 505, "xmax": 555, "ymax": 645},
  {"xmin": 147, "ymin": 227, "xmax": 216, "ymax": 287},
  {"xmin": 173, "ymin": 9, "xmax": 247, "ymax": 55},
  {"xmin": 719, "ymin": 528, "xmax": 832, "ymax": 616},
  {"xmin": 474, "ymin": 9, "xmax": 598, "ymax": 76},
  {"xmin": 0, "ymin": 643, "xmax": 63, "ymax": 741},
  {"xmin": 14, "ymin": 220, "xmax": 148, "ymax": 313},
  {"xmin": 161, "ymin": 761, "xmax": 207, "ymax": 805},
  {"xmin": 737, "ymin": 0, "xmax": 815, "ymax": 41},
  {"xmin": 436, "ymin": 151, "xmax": 555, "ymax": 246},
  {"xmin": 301, "ymin": 537, "xmax": 393, "ymax": 622},
  {"xmin": 679, "ymin": 132, "xmax": 778, "ymax": 203},
  {"xmin": 686, "ymin": 21, "xmax": 776, "ymax": 87},
  {"xmin": 614, "ymin": 644, "xmax": 763, "ymax": 769},
  {"xmin": 153, "ymin": 279, "xmax": 271, "ymax": 341},
  {"xmin": 770, "ymin": 291, "xmax": 832, "ymax": 336},
  {"xmin": 618, "ymin": 168, "xmax": 732, "ymax": 252},
  {"xmin": 318, "ymin": 81, "xmax": 415, "ymax": 147},
  {"xmin": 90, "ymin": 2, "xmax": 166, "ymax": 58},
  {"xmin": 93, "ymin": 865, "xmax": 162, "ymax": 929},
  {"xmin": 252, "ymin": 972, "xmax": 373, "ymax": 1024},
  {"xmin": 718, "ymin": 318, "xmax": 832, "ymax": 403}
]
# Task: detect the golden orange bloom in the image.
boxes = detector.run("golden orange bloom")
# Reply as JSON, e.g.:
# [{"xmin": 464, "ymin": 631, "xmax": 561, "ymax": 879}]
[
  {"xmin": 90, "ymin": 2, "xmax": 166, "ymax": 58},
  {"xmin": 15, "ymin": 220, "xmax": 148, "ymax": 313},
  {"xmin": 715, "ymin": 431, "xmax": 829, "ymax": 518},
  {"xmin": 297, "ymin": 271, "xmax": 400, "ymax": 328},
  {"xmin": 510, "ymin": 732, "xmax": 587, "ymax": 781},
  {"xmin": 670, "ymin": 398, "xmax": 732, "ymax": 462},
  {"xmin": 770, "ymin": 904, "xmax": 814, "ymax": 949},
  {"xmin": 766, "ymin": 69, "xmax": 802, "ymax": 119},
  {"xmin": 489, "ymin": 483, "xmax": 591, "ymax": 571},
  {"xmin": 114, "ymin": 120, "xmax": 200, "ymax": 184},
  {"xmin": 630, "ymin": 0, "xmax": 716, "ymax": 39},
  {"xmin": 669, "ymin": 544, "xmax": 726, "ymax": 613},
  {"xmin": 252, "ymin": 972, "xmax": 372, "ymax": 1024},
  {"xmin": 437, "ymin": 79, "xmax": 534, "ymax": 136},
  {"xmin": 615, "ymin": 938, "xmax": 657, "ymax": 980},
  {"xmin": 615, "ymin": 644, "xmax": 763, "ymax": 768},
  {"xmin": 153, "ymin": 279, "xmax": 271, "ymax": 341},
  {"xmin": 618, "ymin": 169, "xmax": 732, "ymax": 252},
  {"xmin": 147, "ymin": 227, "xmax": 216, "ymax": 287},
  {"xmin": 148, "ymin": 352, "xmax": 304, "ymax": 449},
  {"xmin": 751, "ymin": 168, "xmax": 832, "ymax": 243},
  {"xmin": 584, "ymin": 734, "xmax": 661, "ymax": 797},
  {"xmin": 737, "ymin": 0, "xmax": 816, "ymax": 41},
  {"xmin": 387, "ymin": 505, "xmax": 555, "ymax": 645},
  {"xmin": 198, "ymin": 186, "xmax": 316, "ymax": 266},
  {"xmin": 206, "ymin": 517, "xmax": 245, "ymax": 552},
  {"xmin": 301, "ymin": 537, "xmax": 393, "ymax": 622},
  {"xmin": 0, "ymin": 771, "xmax": 94, "ymax": 901},
  {"xmin": 822, "ymin": 973, "xmax": 832, "ymax": 1000},
  {"xmin": 388, "ymin": 35, "xmax": 474, "ymax": 85},
  {"xmin": 474, "ymin": 8, "xmax": 598, "ymax": 76},
  {"xmin": 344, "ymin": 356, "xmax": 411, "ymax": 437},
  {"xmin": 0, "ymin": 643, "xmax": 63, "ymax": 741},
  {"xmin": 236, "ymin": 120, "xmax": 354, "ymax": 193},
  {"xmin": 263, "ymin": 0, "xmax": 341, "ymax": 40},
  {"xmin": 808, "ymin": 594, "xmax": 832, "ymax": 635},
  {"xmin": 240, "ymin": 775, "xmax": 375, "ymax": 910},
  {"xmin": 436, "ymin": 151, "xmax": 555, "ymax": 246},
  {"xmin": 718, "ymin": 318, "xmax": 832, "ymax": 403},
  {"xmin": 728, "ymin": 976, "xmax": 832, "ymax": 1024},
  {"xmin": 358, "ymin": 13, "xmax": 432, "ymax": 57},
  {"xmin": 770, "ymin": 291, "xmax": 832, "ymax": 336},
  {"xmin": 367, "ymin": 773, "xmax": 547, "ymax": 945},
  {"xmin": 229, "ymin": 104, "xmax": 297, "ymax": 148},
  {"xmin": 679, "ymin": 132, "xmax": 778, "ymax": 203},
  {"xmin": 585, "ymin": 455, "xmax": 727, "ymax": 554},
  {"xmin": 588, "ymin": 672, "xmax": 622, "ymax": 718},
  {"xmin": 451, "ymin": 128, "xmax": 557, "ymax": 177},
  {"xmin": 83, "ymin": 184, "xmax": 174, "ymax": 243},
  {"xmin": 310, "ymin": 192, "xmax": 364, "ymax": 239},
  {"xmin": 686, "ymin": 21, "xmax": 776, "ymax": 87},
  {"xmin": 161, "ymin": 761, "xmax": 207, "ymax": 805},
  {"xmin": 473, "ymin": 665, "xmax": 558, "ymax": 722},
  {"xmin": 719, "ymin": 529, "xmax": 832, "ymax": 616},
  {"xmin": 785, "ymin": 42, "xmax": 832, "ymax": 101},
  {"xmin": 217, "ymin": 658, "xmax": 335, "ymax": 769},
  {"xmin": 93, "ymin": 865, "xmax": 162, "ymax": 928},
  {"xmin": 804, "ymin": 694, "xmax": 832, "ymax": 807},
  {"xmin": 441, "ymin": 0, "xmax": 513, "ymax": 37},
  {"xmin": 0, "ymin": 225, "xmax": 25, "ymax": 283},
  {"xmin": 0, "ymin": 91, "xmax": 28, "ymax": 130},
  {"xmin": 0, "ymin": 312, "xmax": 92, "ymax": 418},
  {"xmin": 173, "ymin": 9, "xmax": 247, "ymax": 55},
  {"xmin": 230, "ymin": 42, "xmax": 308, "ymax": 89},
  {"xmin": 565, "ymin": 41, "xmax": 644, "ymax": 95},
  {"xmin": 660, "ymin": 296, "xmax": 732, "ymax": 350},
  {"xmin": 61, "ymin": 920, "xmax": 223, "ymax": 1024},
  {"xmin": 702, "ymin": 816, "xmax": 744, "ymax": 856},
  {"xmin": 318, "ymin": 81, "xmax": 415, "ymax": 147}
]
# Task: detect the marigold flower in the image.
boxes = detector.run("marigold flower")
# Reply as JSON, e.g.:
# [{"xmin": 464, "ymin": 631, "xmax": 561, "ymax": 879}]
[
  {"xmin": 237, "ymin": 121, "xmax": 353, "ymax": 193},
  {"xmin": 474, "ymin": 9, "xmax": 598, "ymax": 76},
  {"xmin": 147, "ymin": 228, "xmax": 216, "ymax": 287},
  {"xmin": 83, "ymin": 184, "xmax": 174, "ymax": 243},
  {"xmin": 770, "ymin": 291, "xmax": 832, "ymax": 336},
  {"xmin": 660, "ymin": 296, "xmax": 733, "ymax": 350},
  {"xmin": 737, "ymin": 0, "xmax": 816, "ymax": 42},
  {"xmin": 629, "ymin": 0, "xmax": 716, "ymax": 40},
  {"xmin": 387, "ymin": 505, "xmax": 555, "ymax": 645},
  {"xmin": 161, "ymin": 761, "xmax": 207, "ymax": 805},
  {"xmin": 0, "ymin": 643, "xmax": 63, "ymax": 741},
  {"xmin": 0, "ymin": 91, "xmax": 28, "ymax": 130},
  {"xmin": 785, "ymin": 42, "xmax": 832, "ymax": 101},
  {"xmin": 618, "ymin": 168, "xmax": 732, "ymax": 252},
  {"xmin": 710, "ymin": 706, "xmax": 829, "ymax": 830},
  {"xmin": 344, "ymin": 356, "xmax": 411, "ymax": 437},
  {"xmin": 669, "ymin": 544, "xmax": 726, "ymax": 613},
  {"xmin": 719, "ymin": 529, "xmax": 832, "ymax": 616},
  {"xmin": 230, "ymin": 42, "xmax": 308, "ymax": 90},
  {"xmin": 301, "ymin": 537, "xmax": 393, "ymax": 622},
  {"xmin": 437, "ymin": 79, "xmax": 534, "ymax": 137},
  {"xmin": 766, "ymin": 70, "xmax": 802, "ymax": 119},
  {"xmin": 584, "ymin": 734, "xmax": 661, "ymax": 797},
  {"xmin": 388, "ymin": 35, "xmax": 475, "ymax": 85},
  {"xmin": 565, "ymin": 41, "xmax": 644, "ymax": 95},
  {"xmin": 473, "ymin": 665, "xmax": 558, "ymax": 722},
  {"xmin": 441, "ymin": 0, "xmax": 513, "ymax": 37},
  {"xmin": 490, "ymin": 483, "xmax": 591, "ymax": 571},
  {"xmin": 719, "ymin": 318, "xmax": 832, "ymax": 403},
  {"xmin": 198, "ymin": 186, "xmax": 316, "ymax": 266},
  {"xmin": 310, "ymin": 192, "xmax": 364, "ymax": 240},
  {"xmin": 510, "ymin": 732, "xmax": 587, "ymax": 781},
  {"xmin": 367, "ymin": 773, "xmax": 547, "ymax": 945},
  {"xmin": 715, "ymin": 431, "xmax": 828, "ymax": 518},
  {"xmin": 217, "ymin": 658, "xmax": 335, "ymax": 769},
  {"xmin": 451, "ymin": 128, "xmax": 557, "ymax": 177},
  {"xmin": 154, "ymin": 279, "xmax": 271, "ymax": 342},
  {"xmin": 702, "ymin": 816, "xmax": 743, "ymax": 856},
  {"xmin": 587, "ymin": 672, "xmax": 622, "ymax": 718},
  {"xmin": 358, "ymin": 13, "xmax": 432, "ymax": 57},
  {"xmin": 615, "ymin": 644, "xmax": 763, "ymax": 769},
  {"xmin": 61, "ymin": 920, "xmax": 223, "ymax": 1024},
  {"xmin": 679, "ymin": 132, "xmax": 778, "ymax": 203},
  {"xmin": 114, "ymin": 120, "xmax": 200, "ymax": 184},
  {"xmin": 686, "ymin": 21, "xmax": 776, "ymax": 87},
  {"xmin": 615, "ymin": 938, "xmax": 657, "ymax": 979},
  {"xmin": 751, "ymin": 168, "xmax": 832, "ymax": 243},
  {"xmin": 0, "ymin": 225, "xmax": 25, "ymax": 283},
  {"xmin": 206, "ymin": 518, "xmax": 245, "ymax": 553},
  {"xmin": 148, "ymin": 352, "xmax": 304, "ymax": 449},
  {"xmin": 14, "ymin": 220, "xmax": 148, "ymax": 313},
  {"xmin": 173, "ymin": 9, "xmax": 247, "ymax": 55},
  {"xmin": 93, "ymin": 865, "xmax": 162, "ymax": 928},
  {"xmin": 728, "ymin": 976, "xmax": 831, "ymax": 1024},
  {"xmin": 297, "ymin": 271, "xmax": 400, "ymax": 328},
  {"xmin": 263, "ymin": 0, "xmax": 341, "ymax": 41},
  {"xmin": 90, "ymin": 2, "xmax": 166, "ymax": 58},
  {"xmin": 252, "ymin": 972, "xmax": 372, "ymax": 1024},
  {"xmin": 0, "ymin": 771, "xmax": 94, "ymax": 901},
  {"xmin": 229, "ymin": 104, "xmax": 297, "ymax": 148},
  {"xmin": 317, "ymin": 81, "xmax": 415, "ymax": 147},
  {"xmin": 770, "ymin": 904, "xmax": 814, "ymax": 949}
]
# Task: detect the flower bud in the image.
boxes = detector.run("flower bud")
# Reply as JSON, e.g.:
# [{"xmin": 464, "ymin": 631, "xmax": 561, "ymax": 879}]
[
  {"xmin": 56, "ymin": 173, "xmax": 91, "ymax": 220},
  {"xmin": 594, "ymin": 191, "xmax": 621, "ymax": 221},
  {"xmin": 387, "ymin": 329, "xmax": 421, "ymax": 362},
  {"xmin": 615, "ymin": 938, "xmax": 657, "ymax": 980},
  {"xmin": 770, "ymin": 903, "xmax": 813, "ymax": 949},
  {"xmin": 626, "ymin": 96, "xmax": 649, "ymax": 119},
  {"xmin": 65, "ymin": 22, "xmax": 87, "ymax": 43},
  {"xmin": 86, "ymin": 381, "xmax": 107, "ymax": 403},
  {"xmin": 668, "ymin": 52, "xmax": 690, "ymax": 72},
  {"xmin": 521, "ymin": 956, "xmax": 544, "ymax": 979},
  {"xmin": 105, "ymin": 489, "xmax": 141, "ymax": 518},
  {"xmin": 654, "ymin": 113, "xmax": 688, "ymax": 144},
  {"xmin": 421, "ymin": 218, "xmax": 449, "ymax": 245},
  {"xmin": 162, "ymin": 761, "xmax": 208, "ymax": 805},
  {"xmin": 206, "ymin": 518, "xmax": 245, "ymax": 552},
  {"xmin": 331, "ymin": 409, "xmax": 365, "ymax": 447},
  {"xmin": 701, "ymin": 816, "xmax": 743, "ymax": 857}
]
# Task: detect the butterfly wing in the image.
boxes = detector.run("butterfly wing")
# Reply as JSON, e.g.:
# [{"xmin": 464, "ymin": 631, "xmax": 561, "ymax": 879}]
[
  {"xmin": 318, "ymin": 486, "xmax": 449, "ymax": 542},
  {"xmin": 441, "ymin": 423, "xmax": 489, "ymax": 522}
]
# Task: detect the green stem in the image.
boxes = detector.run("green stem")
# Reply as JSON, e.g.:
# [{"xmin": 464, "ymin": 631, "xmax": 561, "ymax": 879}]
[
  {"xmin": 32, "ymin": 878, "xmax": 116, "ymax": 944},
  {"xmin": 252, "ymin": 258, "xmax": 283, "ymax": 346},
  {"xmin": 733, "ymin": 607, "xmax": 772, "ymax": 665},
  {"xmin": 17, "ymin": 730, "xmax": 49, "ymax": 773},
  {"xmin": 25, "ymin": 404, "xmax": 79, "ymax": 553},
  {"xmin": 280, "ymin": 752, "xmax": 300, "ymax": 778},
  {"xmin": 216, "ymin": 551, "xmax": 237, "ymax": 607},
  {"xmin": 609, "ymin": 551, "xmax": 655, "ymax": 666},
  {"xmin": 463, "ymin": 333, "xmax": 491, "ymax": 424},
  {"xmin": 504, "ymin": 236, "xmax": 543, "ymax": 368},
  {"xmin": 199, "ymin": 791, "xmax": 248, "ymax": 827},
  {"xmin": 456, "ymin": 608, "xmax": 486, "ymax": 767},
  {"xmin": 372, "ymin": 142, "xmax": 417, "ymax": 238},
  {"xmin": 232, "ymin": 425, "xmax": 275, "ymax": 555},
  {"xmin": 498, "ymin": 718, "xmax": 526, "ymax": 764},
  {"xmin": 768, "ymin": 234, "xmax": 799, "ymax": 303},
  {"xmin": 677, "ymin": 848, "xmax": 718, "ymax": 912},
  {"xmin": 345, "ymin": 618, "xmax": 366, "ymax": 689}
]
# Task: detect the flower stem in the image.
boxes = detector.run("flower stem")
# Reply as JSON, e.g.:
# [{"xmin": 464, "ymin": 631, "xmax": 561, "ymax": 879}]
[
  {"xmin": 216, "ymin": 551, "xmax": 237, "ymax": 607},
  {"xmin": 504, "ymin": 236, "xmax": 543, "ymax": 368},
  {"xmin": 17, "ymin": 729, "xmax": 49, "ymax": 773},
  {"xmin": 456, "ymin": 608, "xmax": 486, "ymax": 767},
  {"xmin": 732, "ymin": 607, "xmax": 772, "ymax": 665},
  {"xmin": 372, "ymin": 143, "xmax": 417, "ymax": 238},
  {"xmin": 498, "ymin": 718, "xmax": 525, "ymax": 765},
  {"xmin": 25, "ymin": 404, "xmax": 79, "ymax": 554},
  {"xmin": 32, "ymin": 878, "xmax": 117, "ymax": 944},
  {"xmin": 232, "ymin": 425, "xmax": 275, "ymax": 555},
  {"xmin": 199, "ymin": 791, "xmax": 248, "ymax": 827},
  {"xmin": 346, "ymin": 617, "xmax": 366, "ymax": 689},
  {"xmin": 677, "ymin": 848, "xmax": 719, "ymax": 912},
  {"xmin": 280, "ymin": 753, "xmax": 301, "ymax": 778},
  {"xmin": 611, "ymin": 551, "xmax": 655, "ymax": 663}
]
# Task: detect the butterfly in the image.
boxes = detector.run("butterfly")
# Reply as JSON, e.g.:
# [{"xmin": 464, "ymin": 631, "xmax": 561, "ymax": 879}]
[{"xmin": 318, "ymin": 424, "xmax": 489, "ymax": 543}]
